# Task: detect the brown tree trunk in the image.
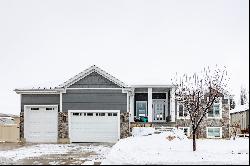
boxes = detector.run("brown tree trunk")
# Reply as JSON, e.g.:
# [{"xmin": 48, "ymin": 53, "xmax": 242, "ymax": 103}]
[{"xmin": 192, "ymin": 131, "xmax": 196, "ymax": 151}]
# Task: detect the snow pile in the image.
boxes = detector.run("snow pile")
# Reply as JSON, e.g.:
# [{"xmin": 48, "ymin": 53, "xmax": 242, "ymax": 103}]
[
  {"xmin": 171, "ymin": 128, "xmax": 188, "ymax": 140},
  {"xmin": 102, "ymin": 132, "xmax": 249, "ymax": 165},
  {"xmin": 230, "ymin": 104, "xmax": 249, "ymax": 114},
  {"xmin": 132, "ymin": 127, "xmax": 155, "ymax": 137}
]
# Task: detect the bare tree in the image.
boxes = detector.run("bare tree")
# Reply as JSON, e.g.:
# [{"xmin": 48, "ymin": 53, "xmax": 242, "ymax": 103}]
[
  {"xmin": 240, "ymin": 86, "xmax": 248, "ymax": 105},
  {"xmin": 172, "ymin": 65, "xmax": 229, "ymax": 151}
]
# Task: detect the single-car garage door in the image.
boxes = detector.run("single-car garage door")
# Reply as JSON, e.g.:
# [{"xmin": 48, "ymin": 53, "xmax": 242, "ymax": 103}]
[
  {"xmin": 24, "ymin": 105, "xmax": 58, "ymax": 143},
  {"xmin": 69, "ymin": 110, "xmax": 120, "ymax": 143}
]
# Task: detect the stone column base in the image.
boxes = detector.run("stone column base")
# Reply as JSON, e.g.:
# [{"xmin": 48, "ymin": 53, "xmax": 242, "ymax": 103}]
[{"xmin": 58, "ymin": 138, "xmax": 70, "ymax": 144}]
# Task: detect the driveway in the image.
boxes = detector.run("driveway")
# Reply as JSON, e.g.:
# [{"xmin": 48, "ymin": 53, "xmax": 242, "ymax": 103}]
[{"xmin": 0, "ymin": 143, "xmax": 113, "ymax": 165}]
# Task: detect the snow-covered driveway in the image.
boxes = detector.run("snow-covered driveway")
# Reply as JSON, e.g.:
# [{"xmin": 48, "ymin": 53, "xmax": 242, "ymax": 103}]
[{"xmin": 0, "ymin": 143, "xmax": 112, "ymax": 165}]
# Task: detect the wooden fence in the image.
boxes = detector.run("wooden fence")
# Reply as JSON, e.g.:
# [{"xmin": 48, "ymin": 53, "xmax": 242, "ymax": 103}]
[{"xmin": 0, "ymin": 124, "xmax": 20, "ymax": 142}]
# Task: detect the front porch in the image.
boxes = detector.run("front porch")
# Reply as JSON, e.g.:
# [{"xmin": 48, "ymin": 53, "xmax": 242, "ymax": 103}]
[{"xmin": 128, "ymin": 85, "xmax": 176, "ymax": 123}]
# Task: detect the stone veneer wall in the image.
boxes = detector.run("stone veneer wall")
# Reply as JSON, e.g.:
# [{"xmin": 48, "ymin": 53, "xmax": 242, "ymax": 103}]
[
  {"xmin": 19, "ymin": 112, "xmax": 24, "ymax": 141},
  {"xmin": 176, "ymin": 102, "xmax": 230, "ymax": 139},
  {"xmin": 120, "ymin": 112, "xmax": 130, "ymax": 139},
  {"xmin": 58, "ymin": 112, "xmax": 69, "ymax": 142}
]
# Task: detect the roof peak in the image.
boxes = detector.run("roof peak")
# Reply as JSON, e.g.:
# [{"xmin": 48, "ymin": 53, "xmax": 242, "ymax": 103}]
[{"xmin": 57, "ymin": 65, "xmax": 127, "ymax": 88}]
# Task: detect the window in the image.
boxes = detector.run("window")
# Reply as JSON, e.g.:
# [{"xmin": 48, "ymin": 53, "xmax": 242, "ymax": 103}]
[
  {"xmin": 96, "ymin": 113, "xmax": 106, "ymax": 116},
  {"xmin": 113, "ymin": 113, "xmax": 117, "ymax": 116},
  {"xmin": 73, "ymin": 113, "xmax": 82, "ymax": 116},
  {"xmin": 177, "ymin": 103, "xmax": 189, "ymax": 119},
  {"xmin": 207, "ymin": 127, "xmax": 222, "ymax": 138},
  {"xmin": 179, "ymin": 127, "xmax": 190, "ymax": 137},
  {"xmin": 136, "ymin": 101, "xmax": 147, "ymax": 117},
  {"xmin": 46, "ymin": 108, "xmax": 54, "ymax": 110},
  {"xmin": 87, "ymin": 113, "xmax": 93, "ymax": 116},
  {"xmin": 99, "ymin": 113, "xmax": 105, "ymax": 116},
  {"xmin": 108, "ymin": 113, "xmax": 112, "ymax": 116},
  {"xmin": 31, "ymin": 108, "xmax": 39, "ymax": 110},
  {"xmin": 207, "ymin": 97, "xmax": 222, "ymax": 118}
]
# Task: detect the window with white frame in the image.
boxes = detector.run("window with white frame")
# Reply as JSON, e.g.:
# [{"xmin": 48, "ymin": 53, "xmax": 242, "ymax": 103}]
[
  {"xmin": 207, "ymin": 97, "xmax": 222, "ymax": 118},
  {"xmin": 177, "ymin": 103, "xmax": 189, "ymax": 119},
  {"xmin": 136, "ymin": 101, "xmax": 147, "ymax": 117},
  {"xmin": 207, "ymin": 127, "xmax": 222, "ymax": 138},
  {"xmin": 179, "ymin": 127, "xmax": 190, "ymax": 137}
]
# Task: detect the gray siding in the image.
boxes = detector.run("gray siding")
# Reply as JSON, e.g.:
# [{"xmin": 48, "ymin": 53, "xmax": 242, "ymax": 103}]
[
  {"xmin": 68, "ymin": 72, "xmax": 120, "ymax": 88},
  {"xmin": 62, "ymin": 89, "xmax": 127, "ymax": 113},
  {"xmin": 21, "ymin": 94, "xmax": 60, "ymax": 112}
]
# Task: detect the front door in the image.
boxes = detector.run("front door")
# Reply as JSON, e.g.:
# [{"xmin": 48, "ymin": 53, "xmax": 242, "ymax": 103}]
[{"xmin": 153, "ymin": 100, "xmax": 165, "ymax": 122}]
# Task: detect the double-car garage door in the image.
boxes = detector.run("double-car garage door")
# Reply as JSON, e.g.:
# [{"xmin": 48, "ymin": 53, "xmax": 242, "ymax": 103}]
[
  {"xmin": 24, "ymin": 106, "xmax": 120, "ymax": 143},
  {"xmin": 69, "ymin": 110, "xmax": 120, "ymax": 143}
]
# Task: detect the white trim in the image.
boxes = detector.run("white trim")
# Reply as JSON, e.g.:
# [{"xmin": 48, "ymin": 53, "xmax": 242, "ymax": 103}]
[
  {"xmin": 129, "ymin": 93, "xmax": 135, "ymax": 122},
  {"xmin": 207, "ymin": 97, "xmax": 223, "ymax": 119},
  {"xmin": 58, "ymin": 65, "xmax": 127, "ymax": 88},
  {"xmin": 68, "ymin": 110, "xmax": 120, "ymax": 143},
  {"xmin": 166, "ymin": 92, "xmax": 169, "ymax": 118},
  {"xmin": 177, "ymin": 102, "xmax": 190, "ymax": 119},
  {"xmin": 126, "ymin": 93, "xmax": 129, "ymax": 113},
  {"xmin": 131, "ymin": 85, "xmax": 175, "ymax": 88},
  {"xmin": 24, "ymin": 105, "xmax": 59, "ymax": 110},
  {"xmin": 15, "ymin": 91, "xmax": 61, "ymax": 94},
  {"xmin": 20, "ymin": 94, "xmax": 22, "ymax": 113},
  {"xmin": 60, "ymin": 93, "xmax": 62, "ymax": 112},
  {"xmin": 170, "ymin": 88, "xmax": 175, "ymax": 122},
  {"xmin": 206, "ymin": 127, "xmax": 222, "ymax": 138},
  {"xmin": 67, "ymin": 88, "xmax": 123, "ymax": 90},
  {"xmin": 148, "ymin": 88, "xmax": 153, "ymax": 122}
]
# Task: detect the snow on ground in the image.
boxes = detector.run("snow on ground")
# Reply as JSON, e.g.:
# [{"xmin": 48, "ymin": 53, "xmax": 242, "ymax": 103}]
[
  {"xmin": 102, "ymin": 129, "xmax": 249, "ymax": 165},
  {"xmin": 0, "ymin": 143, "xmax": 112, "ymax": 165}
]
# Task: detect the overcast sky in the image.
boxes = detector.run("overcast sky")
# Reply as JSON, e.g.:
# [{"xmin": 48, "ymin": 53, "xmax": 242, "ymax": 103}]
[{"xmin": 0, "ymin": 0, "xmax": 249, "ymax": 115}]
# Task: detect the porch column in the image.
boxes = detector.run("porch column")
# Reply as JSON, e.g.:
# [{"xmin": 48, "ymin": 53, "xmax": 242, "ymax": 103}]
[
  {"xmin": 166, "ymin": 91, "xmax": 169, "ymax": 118},
  {"xmin": 148, "ymin": 88, "xmax": 153, "ymax": 122},
  {"xmin": 170, "ymin": 87, "xmax": 175, "ymax": 122},
  {"xmin": 60, "ymin": 92, "xmax": 62, "ymax": 112},
  {"xmin": 129, "ymin": 92, "xmax": 135, "ymax": 122}
]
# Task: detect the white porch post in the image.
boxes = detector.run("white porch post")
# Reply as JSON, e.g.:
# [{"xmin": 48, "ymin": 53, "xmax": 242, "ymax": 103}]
[
  {"xmin": 166, "ymin": 91, "xmax": 169, "ymax": 118},
  {"xmin": 60, "ymin": 93, "xmax": 62, "ymax": 112},
  {"xmin": 129, "ymin": 92, "xmax": 135, "ymax": 122},
  {"xmin": 170, "ymin": 87, "xmax": 175, "ymax": 122},
  {"xmin": 148, "ymin": 88, "xmax": 153, "ymax": 122}
]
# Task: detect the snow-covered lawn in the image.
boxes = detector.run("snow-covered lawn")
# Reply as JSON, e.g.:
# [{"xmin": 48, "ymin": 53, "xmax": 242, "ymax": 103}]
[
  {"xmin": 0, "ymin": 143, "xmax": 112, "ymax": 165},
  {"xmin": 102, "ymin": 129, "xmax": 249, "ymax": 165}
]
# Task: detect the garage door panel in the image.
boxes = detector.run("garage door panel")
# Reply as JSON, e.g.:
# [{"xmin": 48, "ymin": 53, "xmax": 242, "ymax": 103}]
[
  {"xmin": 24, "ymin": 106, "xmax": 58, "ymax": 143},
  {"xmin": 69, "ymin": 111, "xmax": 120, "ymax": 143}
]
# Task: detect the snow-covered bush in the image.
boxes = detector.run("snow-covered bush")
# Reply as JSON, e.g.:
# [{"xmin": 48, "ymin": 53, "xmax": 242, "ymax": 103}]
[{"xmin": 132, "ymin": 127, "xmax": 155, "ymax": 137}]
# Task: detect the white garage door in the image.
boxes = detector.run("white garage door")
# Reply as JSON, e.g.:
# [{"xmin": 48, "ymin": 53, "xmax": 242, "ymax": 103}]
[
  {"xmin": 69, "ymin": 110, "xmax": 120, "ymax": 143},
  {"xmin": 24, "ymin": 105, "xmax": 58, "ymax": 143}
]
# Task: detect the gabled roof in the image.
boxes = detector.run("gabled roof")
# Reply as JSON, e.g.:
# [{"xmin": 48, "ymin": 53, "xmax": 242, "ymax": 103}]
[{"xmin": 57, "ymin": 65, "xmax": 128, "ymax": 88}]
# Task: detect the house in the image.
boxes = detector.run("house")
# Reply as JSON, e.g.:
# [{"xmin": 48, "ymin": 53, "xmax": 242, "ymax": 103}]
[
  {"xmin": 14, "ymin": 65, "xmax": 231, "ymax": 143},
  {"xmin": 230, "ymin": 104, "xmax": 249, "ymax": 136},
  {"xmin": 0, "ymin": 113, "xmax": 20, "ymax": 142}
]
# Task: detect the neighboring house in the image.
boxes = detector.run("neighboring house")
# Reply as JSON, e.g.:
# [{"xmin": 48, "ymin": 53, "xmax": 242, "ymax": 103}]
[
  {"xmin": 14, "ymin": 65, "xmax": 231, "ymax": 143},
  {"xmin": 230, "ymin": 104, "xmax": 249, "ymax": 135},
  {"xmin": 0, "ymin": 113, "xmax": 20, "ymax": 142}
]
